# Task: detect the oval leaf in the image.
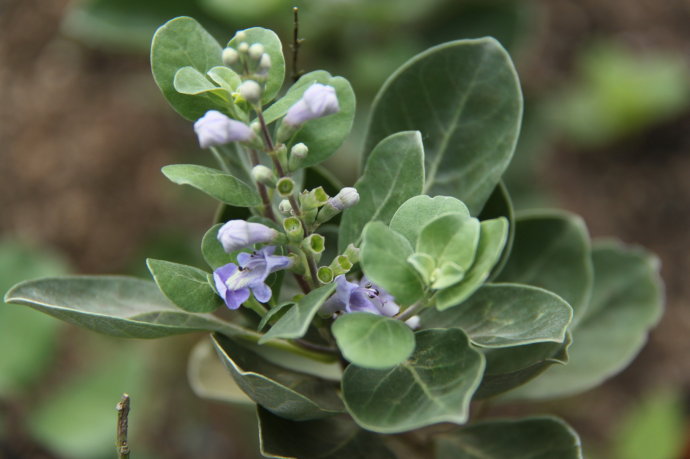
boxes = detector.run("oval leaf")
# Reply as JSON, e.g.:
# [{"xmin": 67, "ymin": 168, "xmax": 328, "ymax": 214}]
[
  {"xmin": 162, "ymin": 164, "xmax": 260, "ymax": 207},
  {"xmin": 342, "ymin": 328, "xmax": 484, "ymax": 433},
  {"xmin": 417, "ymin": 213, "xmax": 480, "ymax": 273},
  {"xmin": 146, "ymin": 259, "xmax": 220, "ymax": 313},
  {"xmin": 422, "ymin": 283, "xmax": 572, "ymax": 348},
  {"xmin": 259, "ymin": 284, "xmax": 336, "ymax": 344},
  {"xmin": 339, "ymin": 131, "xmax": 425, "ymax": 252},
  {"xmin": 360, "ymin": 222, "xmax": 425, "ymax": 306},
  {"xmin": 497, "ymin": 211, "xmax": 593, "ymax": 325},
  {"xmin": 479, "ymin": 182, "xmax": 515, "ymax": 280},
  {"xmin": 435, "ymin": 416, "xmax": 583, "ymax": 459},
  {"xmin": 174, "ymin": 66, "xmax": 227, "ymax": 97},
  {"xmin": 212, "ymin": 334, "xmax": 343, "ymax": 421},
  {"xmin": 3, "ymin": 276, "xmax": 256, "ymax": 339},
  {"xmin": 151, "ymin": 17, "xmax": 224, "ymax": 120},
  {"xmin": 364, "ymin": 38, "xmax": 523, "ymax": 214},
  {"xmin": 390, "ymin": 195, "xmax": 470, "ymax": 246},
  {"xmin": 332, "ymin": 313, "xmax": 415, "ymax": 369},
  {"xmin": 201, "ymin": 223, "xmax": 235, "ymax": 269},
  {"xmin": 508, "ymin": 240, "xmax": 663, "ymax": 400},
  {"xmin": 436, "ymin": 217, "xmax": 509, "ymax": 310}
]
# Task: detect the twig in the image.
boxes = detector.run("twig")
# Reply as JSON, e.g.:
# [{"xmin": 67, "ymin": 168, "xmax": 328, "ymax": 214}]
[
  {"xmin": 115, "ymin": 394, "xmax": 131, "ymax": 459},
  {"xmin": 291, "ymin": 7, "xmax": 303, "ymax": 83}
]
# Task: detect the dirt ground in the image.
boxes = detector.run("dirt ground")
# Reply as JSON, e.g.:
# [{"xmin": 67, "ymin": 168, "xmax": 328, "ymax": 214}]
[{"xmin": 1, "ymin": 0, "xmax": 689, "ymax": 457}]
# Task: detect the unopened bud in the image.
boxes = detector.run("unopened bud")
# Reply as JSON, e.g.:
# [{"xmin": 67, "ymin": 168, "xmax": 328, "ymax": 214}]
[
  {"xmin": 234, "ymin": 31, "xmax": 247, "ymax": 42},
  {"xmin": 238, "ymin": 80, "xmax": 262, "ymax": 104},
  {"xmin": 301, "ymin": 187, "xmax": 329, "ymax": 210},
  {"xmin": 259, "ymin": 53, "xmax": 271, "ymax": 71},
  {"xmin": 222, "ymin": 47, "xmax": 239, "ymax": 66},
  {"xmin": 251, "ymin": 165, "xmax": 276, "ymax": 187},
  {"xmin": 276, "ymin": 177, "xmax": 296, "ymax": 197},
  {"xmin": 288, "ymin": 142, "xmax": 308, "ymax": 171},
  {"xmin": 237, "ymin": 42, "xmax": 249, "ymax": 53},
  {"xmin": 329, "ymin": 255, "xmax": 353, "ymax": 276},
  {"xmin": 248, "ymin": 43, "xmax": 264, "ymax": 60},
  {"xmin": 329, "ymin": 187, "xmax": 359, "ymax": 210},
  {"xmin": 343, "ymin": 244, "xmax": 360, "ymax": 265},
  {"xmin": 278, "ymin": 199, "xmax": 293, "ymax": 215},
  {"xmin": 302, "ymin": 234, "xmax": 325, "ymax": 257}
]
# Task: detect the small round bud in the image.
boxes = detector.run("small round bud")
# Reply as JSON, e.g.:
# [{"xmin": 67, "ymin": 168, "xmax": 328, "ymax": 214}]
[
  {"xmin": 251, "ymin": 165, "xmax": 276, "ymax": 187},
  {"xmin": 278, "ymin": 199, "xmax": 293, "ymax": 215},
  {"xmin": 238, "ymin": 80, "xmax": 262, "ymax": 104},
  {"xmin": 259, "ymin": 53, "xmax": 271, "ymax": 72},
  {"xmin": 234, "ymin": 31, "xmax": 247, "ymax": 42},
  {"xmin": 248, "ymin": 43, "xmax": 264, "ymax": 60},
  {"xmin": 330, "ymin": 187, "xmax": 359, "ymax": 210},
  {"xmin": 222, "ymin": 47, "xmax": 239, "ymax": 66},
  {"xmin": 238, "ymin": 42, "xmax": 249, "ymax": 53},
  {"xmin": 291, "ymin": 143, "xmax": 308, "ymax": 159}
]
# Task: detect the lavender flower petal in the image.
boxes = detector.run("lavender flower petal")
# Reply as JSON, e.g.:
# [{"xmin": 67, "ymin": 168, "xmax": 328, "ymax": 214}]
[{"xmin": 194, "ymin": 110, "xmax": 254, "ymax": 148}]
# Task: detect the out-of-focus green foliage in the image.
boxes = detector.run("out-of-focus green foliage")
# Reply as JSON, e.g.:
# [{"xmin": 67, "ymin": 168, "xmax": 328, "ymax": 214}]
[
  {"xmin": 612, "ymin": 388, "xmax": 686, "ymax": 459},
  {"xmin": 0, "ymin": 240, "xmax": 68, "ymax": 396},
  {"xmin": 550, "ymin": 43, "xmax": 690, "ymax": 147}
]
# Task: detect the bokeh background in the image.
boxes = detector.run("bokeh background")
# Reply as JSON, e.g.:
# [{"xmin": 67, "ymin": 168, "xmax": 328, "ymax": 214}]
[{"xmin": 1, "ymin": 0, "xmax": 689, "ymax": 457}]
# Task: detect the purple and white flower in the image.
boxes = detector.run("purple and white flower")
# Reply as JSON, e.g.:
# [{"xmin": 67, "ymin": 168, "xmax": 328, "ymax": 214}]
[
  {"xmin": 217, "ymin": 220, "xmax": 279, "ymax": 253},
  {"xmin": 321, "ymin": 275, "xmax": 419, "ymax": 329},
  {"xmin": 194, "ymin": 110, "xmax": 254, "ymax": 148},
  {"xmin": 213, "ymin": 246, "xmax": 292, "ymax": 309},
  {"xmin": 284, "ymin": 83, "xmax": 339, "ymax": 126}
]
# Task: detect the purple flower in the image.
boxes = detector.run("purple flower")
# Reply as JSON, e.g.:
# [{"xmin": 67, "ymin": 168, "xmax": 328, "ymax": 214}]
[
  {"xmin": 329, "ymin": 187, "xmax": 360, "ymax": 211},
  {"xmin": 194, "ymin": 110, "xmax": 254, "ymax": 148},
  {"xmin": 321, "ymin": 275, "xmax": 420, "ymax": 329},
  {"xmin": 284, "ymin": 84, "xmax": 339, "ymax": 126},
  {"xmin": 217, "ymin": 220, "xmax": 278, "ymax": 253},
  {"xmin": 213, "ymin": 246, "xmax": 292, "ymax": 309}
]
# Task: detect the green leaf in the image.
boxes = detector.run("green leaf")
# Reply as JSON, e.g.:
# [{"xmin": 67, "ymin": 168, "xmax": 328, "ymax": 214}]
[
  {"xmin": 212, "ymin": 334, "xmax": 343, "ymax": 421},
  {"xmin": 162, "ymin": 164, "xmax": 260, "ymax": 207},
  {"xmin": 435, "ymin": 416, "xmax": 583, "ymax": 459},
  {"xmin": 201, "ymin": 223, "xmax": 234, "ymax": 269},
  {"xmin": 258, "ymin": 407, "xmax": 396, "ymax": 459},
  {"xmin": 3, "ymin": 276, "xmax": 257, "ymax": 339},
  {"xmin": 509, "ymin": 241, "xmax": 663, "ymax": 400},
  {"xmin": 364, "ymin": 38, "xmax": 523, "ymax": 215},
  {"xmin": 332, "ymin": 313, "xmax": 415, "ymax": 369},
  {"xmin": 146, "ymin": 258, "xmax": 221, "ymax": 313},
  {"xmin": 422, "ymin": 283, "xmax": 572, "ymax": 348},
  {"xmin": 187, "ymin": 337, "xmax": 252, "ymax": 404},
  {"xmin": 436, "ymin": 217, "xmax": 508, "ymax": 310},
  {"xmin": 360, "ymin": 222, "xmax": 425, "ymax": 306},
  {"xmin": 0, "ymin": 241, "xmax": 67, "ymax": 396},
  {"xmin": 228, "ymin": 27, "xmax": 285, "ymax": 104},
  {"xmin": 475, "ymin": 337, "xmax": 571, "ymax": 399},
  {"xmin": 151, "ymin": 16, "xmax": 225, "ymax": 120},
  {"xmin": 390, "ymin": 195, "xmax": 470, "ymax": 246},
  {"xmin": 259, "ymin": 284, "xmax": 336, "ymax": 344},
  {"xmin": 478, "ymin": 182, "xmax": 515, "ymax": 281},
  {"xmin": 497, "ymin": 211, "xmax": 593, "ymax": 325},
  {"xmin": 173, "ymin": 66, "xmax": 227, "ymax": 97},
  {"xmin": 207, "ymin": 66, "xmax": 241, "ymax": 92},
  {"xmin": 417, "ymin": 213, "xmax": 481, "ymax": 277},
  {"xmin": 342, "ymin": 328, "xmax": 484, "ymax": 433},
  {"xmin": 339, "ymin": 131, "xmax": 425, "ymax": 252}
]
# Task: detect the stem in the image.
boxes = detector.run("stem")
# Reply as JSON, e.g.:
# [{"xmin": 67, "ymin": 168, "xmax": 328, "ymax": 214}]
[
  {"xmin": 293, "ymin": 273, "xmax": 311, "ymax": 294},
  {"xmin": 210, "ymin": 147, "xmax": 231, "ymax": 173},
  {"xmin": 294, "ymin": 338, "xmax": 338, "ymax": 355},
  {"xmin": 245, "ymin": 296, "xmax": 268, "ymax": 317},
  {"xmin": 306, "ymin": 252, "xmax": 319, "ymax": 286},
  {"xmin": 396, "ymin": 300, "xmax": 426, "ymax": 322},
  {"xmin": 115, "ymin": 394, "xmax": 130, "ymax": 459},
  {"xmin": 291, "ymin": 7, "xmax": 302, "ymax": 83},
  {"xmin": 247, "ymin": 148, "xmax": 276, "ymax": 221}
]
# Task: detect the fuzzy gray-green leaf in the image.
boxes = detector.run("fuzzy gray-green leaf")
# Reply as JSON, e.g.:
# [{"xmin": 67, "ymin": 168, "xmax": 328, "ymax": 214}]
[
  {"xmin": 162, "ymin": 164, "xmax": 260, "ymax": 207},
  {"xmin": 146, "ymin": 259, "xmax": 221, "ymax": 313}
]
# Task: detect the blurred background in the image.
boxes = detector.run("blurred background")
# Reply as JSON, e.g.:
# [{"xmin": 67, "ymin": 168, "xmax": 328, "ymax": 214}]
[{"xmin": 1, "ymin": 0, "xmax": 689, "ymax": 457}]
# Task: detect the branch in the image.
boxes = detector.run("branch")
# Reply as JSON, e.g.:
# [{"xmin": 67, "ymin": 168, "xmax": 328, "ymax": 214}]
[{"xmin": 115, "ymin": 393, "xmax": 131, "ymax": 459}]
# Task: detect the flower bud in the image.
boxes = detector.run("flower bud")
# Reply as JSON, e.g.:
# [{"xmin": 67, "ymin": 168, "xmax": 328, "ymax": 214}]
[
  {"xmin": 193, "ymin": 110, "xmax": 254, "ymax": 148},
  {"xmin": 222, "ymin": 47, "xmax": 239, "ymax": 66},
  {"xmin": 301, "ymin": 186, "xmax": 329, "ymax": 210},
  {"xmin": 329, "ymin": 255, "xmax": 353, "ymax": 276},
  {"xmin": 404, "ymin": 316, "xmax": 421, "ymax": 330},
  {"xmin": 329, "ymin": 187, "xmax": 359, "ymax": 210},
  {"xmin": 276, "ymin": 177, "xmax": 296, "ymax": 197},
  {"xmin": 284, "ymin": 83, "xmax": 339, "ymax": 126},
  {"xmin": 238, "ymin": 80, "xmax": 262, "ymax": 104},
  {"xmin": 259, "ymin": 53, "xmax": 271, "ymax": 72},
  {"xmin": 251, "ymin": 165, "xmax": 276, "ymax": 187},
  {"xmin": 237, "ymin": 42, "xmax": 249, "ymax": 53},
  {"xmin": 248, "ymin": 43, "xmax": 264, "ymax": 60},
  {"xmin": 343, "ymin": 244, "xmax": 360, "ymax": 265},
  {"xmin": 317, "ymin": 266, "xmax": 334, "ymax": 284},
  {"xmin": 278, "ymin": 199, "xmax": 293, "ymax": 215},
  {"xmin": 217, "ymin": 220, "xmax": 279, "ymax": 253},
  {"xmin": 302, "ymin": 234, "xmax": 325, "ymax": 256},
  {"xmin": 288, "ymin": 143, "xmax": 308, "ymax": 171},
  {"xmin": 234, "ymin": 31, "xmax": 247, "ymax": 42}
]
